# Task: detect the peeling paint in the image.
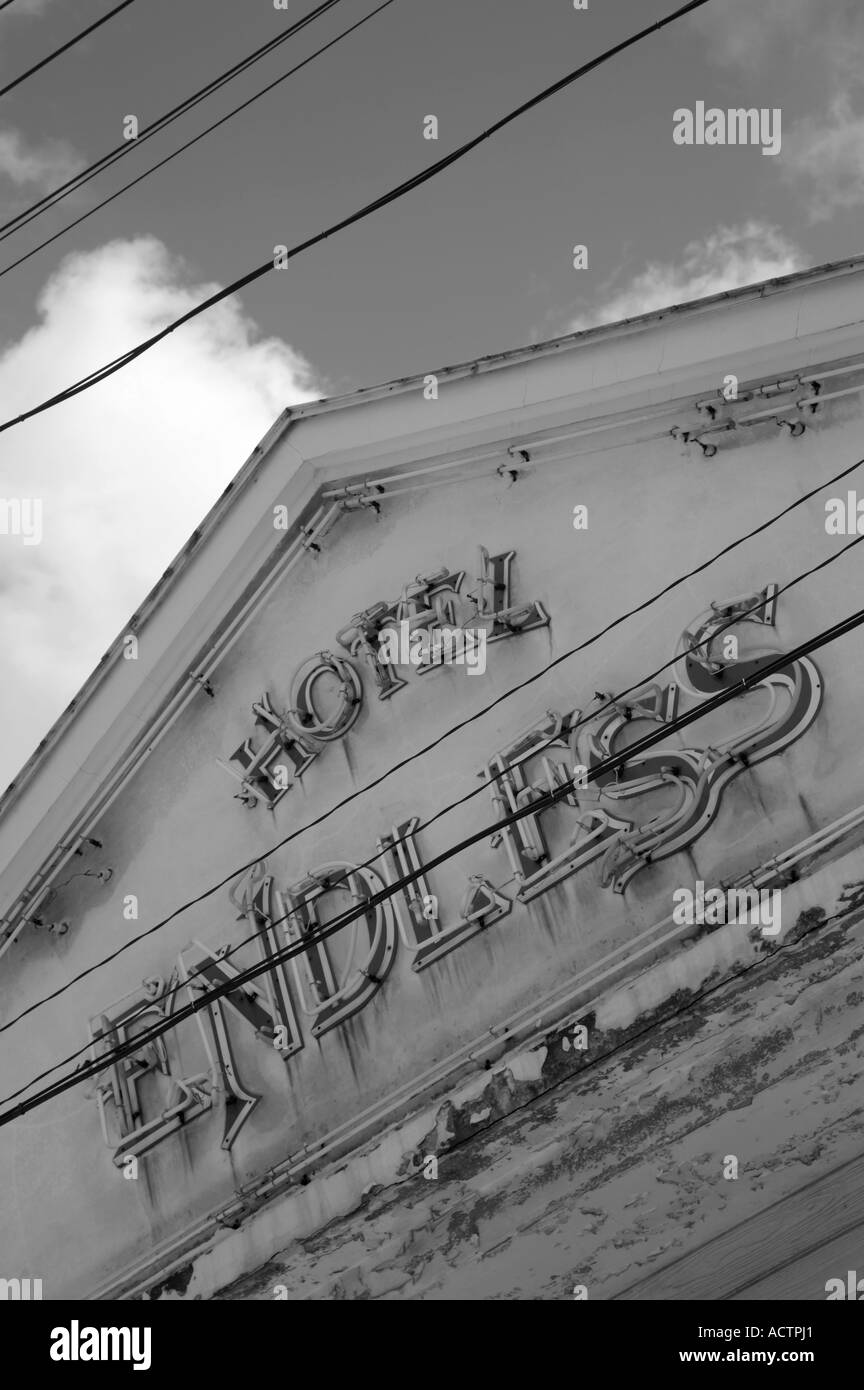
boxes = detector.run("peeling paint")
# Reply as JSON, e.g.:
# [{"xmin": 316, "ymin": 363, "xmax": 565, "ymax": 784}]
[
  {"xmin": 507, "ymin": 1046, "xmax": 548, "ymax": 1084},
  {"xmin": 201, "ymin": 884, "xmax": 864, "ymax": 1301}
]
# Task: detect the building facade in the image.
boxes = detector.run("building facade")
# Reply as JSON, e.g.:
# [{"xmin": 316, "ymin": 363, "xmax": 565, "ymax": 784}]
[{"xmin": 3, "ymin": 257, "xmax": 864, "ymax": 1300}]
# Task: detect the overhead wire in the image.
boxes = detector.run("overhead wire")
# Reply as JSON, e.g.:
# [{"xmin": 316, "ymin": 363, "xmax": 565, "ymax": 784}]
[
  {"xmin": 0, "ymin": 0, "xmax": 400, "ymax": 282},
  {"xmin": 0, "ymin": 0, "xmax": 349, "ymax": 239},
  {"xmin": 2, "ymin": 449, "xmax": 862, "ymax": 1039},
  {"xmin": 0, "ymin": 0, "xmax": 138, "ymax": 101},
  {"xmin": 2, "ymin": 544, "xmax": 862, "ymax": 1125},
  {"xmin": 0, "ymin": 0, "xmax": 716, "ymax": 437}
]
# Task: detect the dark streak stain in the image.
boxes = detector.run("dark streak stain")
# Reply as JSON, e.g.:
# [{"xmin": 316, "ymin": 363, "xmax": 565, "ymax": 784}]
[{"xmin": 146, "ymin": 1263, "xmax": 194, "ymax": 1300}]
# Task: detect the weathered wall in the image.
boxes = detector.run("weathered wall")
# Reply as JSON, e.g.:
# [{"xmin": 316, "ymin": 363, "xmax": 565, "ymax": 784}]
[
  {"xmin": 3, "ymin": 272, "xmax": 864, "ymax": 1298},
  {"xmin": 207, "ymin": 852, "xmax": 864, "ymax": 1302}
]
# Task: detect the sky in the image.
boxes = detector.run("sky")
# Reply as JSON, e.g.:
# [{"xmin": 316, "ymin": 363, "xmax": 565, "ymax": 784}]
[{"xmin": 1, "ymin": 0, "xmax": 864, "ymax": 790}]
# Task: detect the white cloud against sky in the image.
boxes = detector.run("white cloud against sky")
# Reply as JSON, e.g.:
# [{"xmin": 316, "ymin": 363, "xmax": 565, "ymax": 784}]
[
  {"xmin": 547, "ymin": 0, "xmax": 864, "ymax": 340},
  {"xmin": 5, "ymin": 0, "xmax": 63, "ymax": 16},
  {"xmin": 0, "ymin": 237, "xmax": 319, "ymax": 790},
  {"xmin": 2, "ymin": 0, "xmax": 864, "ymax": 791},
  {"xmin": 689, "ymin": 0, "xmax": 864, "ymax": 82},
  {"xmin": 692, "ymin": 0, "xmax": 864, "ymax": 216},
  {"xmin": 0, "ymin": 127, "xmax": 83, "ymax": 196},
  {"xmin": 689, "ymin": 0, "xmax": 836, "ymax": 71},
  {"xmin": 0, "ymin": 0, "xmax": 87, "ymax": 213},
  {"xmin": 564, "ymin": 223, "xmax": 805, "ymax": 334},
  {"xmin": 783, "ymin": 96, "xmax": 864, "ymax": 221}
]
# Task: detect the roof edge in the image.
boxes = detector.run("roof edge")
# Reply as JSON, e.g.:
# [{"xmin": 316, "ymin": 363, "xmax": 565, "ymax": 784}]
[
  {"xmin": 283, "ymin": 253, "xmax": 864, "ymax": 420},
  {"xmin": 3, "ymin": 251, "xmax": 864, "ymax": 818}
]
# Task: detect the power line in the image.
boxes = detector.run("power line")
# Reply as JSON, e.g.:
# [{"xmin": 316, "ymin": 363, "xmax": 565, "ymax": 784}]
[
  {"xmin": 0, "ymin": 0, "xmax": 400, "ymax": 283},
  {"xmin": 0, "ymin": 0, "xmax": 138, "ymax": 100},
  {"xmin": 3, "ymin": 453, "xmax": 862, "ymax": 1041},
  {"xmin": 2, "ymin": 565, "xmax": 861, "ymax": 1125},
  {"xmin": 0, "ymin": 0, "xmax": 348, "ymax": 241},
  {"xmin": 117, "ymin": 869, "xmax": 839, "ymax": 1230},
  {"xmin": 3, "ymin": 590, "xmax": 860, "ymax": 1122},
  {"xmin": 106, "ymin": 873, "xmax": 844, "ymax": 1234},
  {"xmin": 0, "ymin": 0, "xmax": 715, "ymax": 437}
]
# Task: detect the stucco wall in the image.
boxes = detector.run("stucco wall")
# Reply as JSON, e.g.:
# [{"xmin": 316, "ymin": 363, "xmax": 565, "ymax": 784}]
[
  {"xmin": 3, "ymin": 281, "xmax": 864, "ymax": 1297},
  {"xmin": 207, "ymin": 854, "xmax": 864, "ymax": 1303}
]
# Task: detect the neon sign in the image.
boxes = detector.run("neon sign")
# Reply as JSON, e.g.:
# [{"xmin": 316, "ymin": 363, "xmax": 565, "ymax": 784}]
[
  {"xmin": 91, "ymin": 583, "xmax": 821, "ymax": 1166},
  {"xmin": 219, "ymin": 545, "xmax": 549, "ymax": 808}
]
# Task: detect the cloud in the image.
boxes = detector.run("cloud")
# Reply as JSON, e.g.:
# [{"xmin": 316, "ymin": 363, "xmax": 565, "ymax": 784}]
[
  {"xmin": 688, "ymin": 0, "xmax": 864, "ymax": 224},
  {"xmin": 0, "ymin": 237, "xmax": 321, "ymax": 791},
  {"xmin": 0, "ymin": 127, "xmax": 83, "ymax": 194},
  {"xmin": 563, "ymin": 223, "xmax": 807, "ymax": 334},
  {"xmin": 5, "ymin": 0, "xmax": 62, "ymax": 15},
  {"xmin": 783, "ymin": 95, "xmax": 864, "ymax": 219},
  {"xmin": 688, "ymin": 0, "xmax": 860, "ymax": 75}
]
